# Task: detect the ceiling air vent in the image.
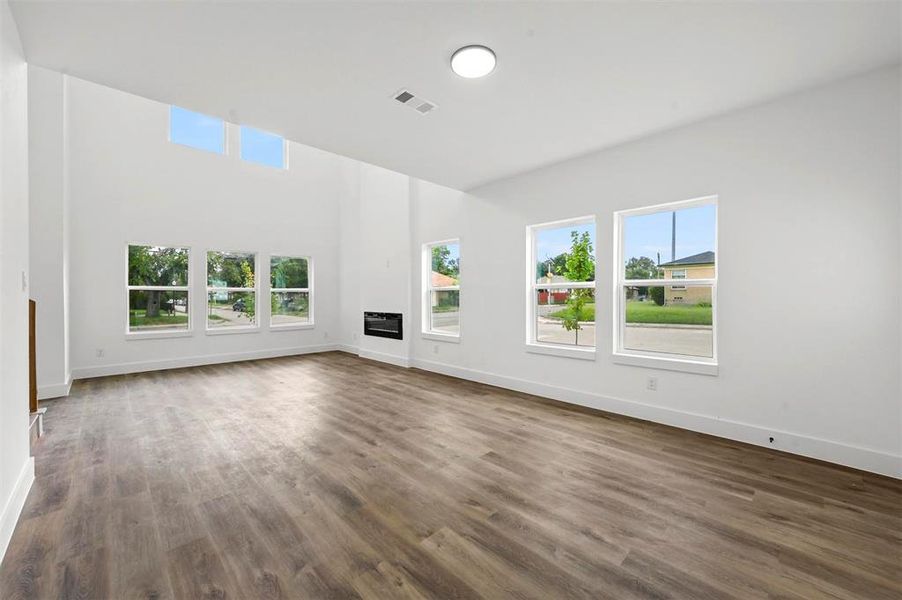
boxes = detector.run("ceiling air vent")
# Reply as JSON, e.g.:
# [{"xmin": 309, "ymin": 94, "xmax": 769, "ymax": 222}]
[
  {"xmin": 393, "ymin": 89, "xmax": 437, "ymax": 116},
  {"xmin": 415, "ymin": 101, "xmax": 435, "ymax": 114}
]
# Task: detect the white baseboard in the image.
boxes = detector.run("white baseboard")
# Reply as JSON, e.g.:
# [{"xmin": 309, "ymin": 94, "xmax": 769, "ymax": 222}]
[
  {"xmin": 0, "ymin": 457, "xmax": 35, "ymax": 566},
  {"xmin": 334, "ymin": 343, "xmax": 359, "ymax": 355},
  {"xmin": 336, "ymin": 344, "xmax": 412, "ymax": 369},
  {"xmin": 70, "ymin": 344, "xmax": 340, "ymax": 379},
  {"xmin": 38, "ymin": 375, "xmax": 72, "ymax": 400},
  {"xmin": 411, "ymin": 357, "xmax": 902, "ymax": 479},
  {"xmin": 357, "ymin": 348, "xmax": 411, "ymax": 368}
]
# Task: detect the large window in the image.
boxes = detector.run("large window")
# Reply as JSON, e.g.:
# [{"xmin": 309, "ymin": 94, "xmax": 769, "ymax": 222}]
[
  {"xmin": 614, "ymin": 197, "xmax": 717, "ymax": 373},
  {"xmin": 206, "ymin": 251, "xmax": 257, "ymax": 330},
  {"xmin": 169, "ymin": 106, "xmax": 225, "ymax": 154},
  {"xmin": 271, "ymin": 256, "xmax": 312, "ymax": 328},
  {"xmin": 127, "ymin": 245, "xmax": 190, "ymax": 335},
  {"xmin": 422, "ymin": 240, "xmax": 460, "ymax": 339},
  {"xmin": 527, "ymin": 217, "xmax": 596, "ymax": 356},
  {"xmin": 240, "ymin": 126, "xmax": 285, "ymax": 169}
]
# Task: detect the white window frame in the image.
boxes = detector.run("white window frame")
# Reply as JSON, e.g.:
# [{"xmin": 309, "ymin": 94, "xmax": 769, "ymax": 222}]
[
  {"xmin": 270, "ymin": 255, "xmax": 314, "ymax": 330},
  {"xmin": 612, "ymin": 196, "xmax": 718, "ymax": 375},
  {"xmin": 526, "ymin": 216, "xmax": 596, "ymax": 360},
  {"xmin": 125, "ymin": 243, "xmax": 193, "ymax": 340},
  {"xmin": 422, "ymin": 239, "xmax": 461, "ymax": 342},
  {"xmin": 205, "ymin": 250, "xmax": 260, "ymax": 335}
]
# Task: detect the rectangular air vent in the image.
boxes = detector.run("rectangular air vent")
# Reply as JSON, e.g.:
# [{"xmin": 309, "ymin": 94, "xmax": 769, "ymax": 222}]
[{"xmin": 393, "ymin": 89, "xmax": 437, "ymax": 116}]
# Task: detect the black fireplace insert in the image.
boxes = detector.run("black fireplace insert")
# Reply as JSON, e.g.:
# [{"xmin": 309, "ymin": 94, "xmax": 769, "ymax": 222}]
[{"xmin": 363, "ymin": 312, "xmax": 403, "ymax": 340}]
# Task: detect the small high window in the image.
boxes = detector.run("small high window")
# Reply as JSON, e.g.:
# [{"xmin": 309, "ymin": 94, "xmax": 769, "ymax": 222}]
[
  {"xmin": 169, "ymin": 106, "xmax": 225, "ymax": 154},
  {"xmin": 240, "ymin": 126, "xmax": 286, "ymax": 169}
]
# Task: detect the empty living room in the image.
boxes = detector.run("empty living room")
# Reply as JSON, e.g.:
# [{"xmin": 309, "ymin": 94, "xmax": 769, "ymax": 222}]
[{"xmin": 0, "ymin": 1, "xmax": 900, "ymax": 598}]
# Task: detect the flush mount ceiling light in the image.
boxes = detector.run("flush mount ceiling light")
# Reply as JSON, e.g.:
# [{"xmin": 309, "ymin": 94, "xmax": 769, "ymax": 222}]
[{"xmin": 451, "ymin": 45, "xmax": 496, "ymax": 78}]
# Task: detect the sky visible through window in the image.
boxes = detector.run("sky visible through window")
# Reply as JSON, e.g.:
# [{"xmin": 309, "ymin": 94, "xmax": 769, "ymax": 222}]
[
  {"xmin": 241, "ymin": 126, "xmax": 285, "ymax": 168},
  {"xmin": 536, "ymin": 222, "xmax": 595, "ymax": 263},
  {"xmin": 444, "ymin": 243, "xmax": 460, "ymax": 266},
  {"xmin": 169, "ymin": 106, "xmax": 224, "ymax": 153},
  {"xmin": 623, "ymin": 204, "xmax": 715, "ymax": 266}
]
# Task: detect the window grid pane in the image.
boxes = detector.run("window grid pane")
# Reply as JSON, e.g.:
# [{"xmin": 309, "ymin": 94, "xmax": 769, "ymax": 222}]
[
  {"xmin": 129, "ymin": 290, "xmax": 189, "ymax": 333},
  {"xmin": 128, "ymin": 245, "xmax": 189, "ymax": 287},
  {"xmin": 622, "ymin": 285, "xmax": 713, "ymax": 358},
  {"xmin": 169, "ymin": 106, "xmax": 225, "ymax": 154},
  {"xmin": 270, "ymin": 256, "xmax": 308, "ymax": 288},
  {"xmin": 240, "ymin": 126, "xmax": 285, "ymax": 168},
  {"xmin": 429, "ymin": 289, "xmax": 459, "ymax": 335},
  {"xmin": 535, "ymin": 287, "xmax": 595, "ymax": 347},
  {"xmin": 207, "ymin": 290, "xmax": 257, "ymax": 328},
  {"xmin": 207, "ymin": 251, "xmax": 256, "ymax": 287},
  {"xmin": 271, "ymin": 291, "xmax": 310, "ymax": 326},
  {"xmin": 534, "ymin": 222, "xmax": 595, "ymax": 285}
]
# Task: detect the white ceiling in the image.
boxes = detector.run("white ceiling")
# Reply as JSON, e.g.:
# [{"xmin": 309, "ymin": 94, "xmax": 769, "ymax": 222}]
[{"xmin": 10, "ymin": 1, "xmax": 901, "ymax": 190}]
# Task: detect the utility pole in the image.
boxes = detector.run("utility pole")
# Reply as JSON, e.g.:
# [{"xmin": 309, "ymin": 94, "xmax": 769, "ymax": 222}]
[{"xmin": 671, "ymin": 211, "xmax": 676, "ymax": 262}]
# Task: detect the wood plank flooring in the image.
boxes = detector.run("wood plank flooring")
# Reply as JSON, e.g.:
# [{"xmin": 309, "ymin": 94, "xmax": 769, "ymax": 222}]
[{"xmin": 1, "ymin": 351, "xmax": 899, "ymax": 599}]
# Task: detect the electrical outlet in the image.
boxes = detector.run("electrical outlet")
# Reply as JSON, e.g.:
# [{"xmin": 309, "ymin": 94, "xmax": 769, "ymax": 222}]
[
  {"xmin": 352, "ymin": 332, "xmax": 359, "ymax": 341},
  {"xmin": 96, "ymin": 349, "xmax": 105, "ymax": 358},
  {"xmin": 646, "ymin": 376, "xmax": 658, "ymax": 391},
  {"xmin": 433, "ymin": 344, "xmax": 439, "ymax": 354},
  {"xmin": 323, "ymin": 331, "xmax": 329, "ymax": 340}
]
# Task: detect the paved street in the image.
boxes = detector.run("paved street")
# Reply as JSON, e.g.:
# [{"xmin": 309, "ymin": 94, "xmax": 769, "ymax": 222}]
[
  {"xmin": 431, "ymin": 310, "xmax": 460, "ymax": 335},
  {"xmin": 623, "ymin": 324, "xmax": 713, "ymax": 357},
  {"xmin": 208, "ymin": 305, "xmax": 254, "ymax": 327},
  {"xmin": 432, "ymin": 310, "xmax": 712, "ymax": 357},
  {"xmin": 536, "ymin": 318, "xmax": 595, "ymax": 346}
]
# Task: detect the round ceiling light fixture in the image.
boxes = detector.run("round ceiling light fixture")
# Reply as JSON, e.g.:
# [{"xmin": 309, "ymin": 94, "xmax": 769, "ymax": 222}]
[{"xmin": 451, "ymin": 45, "xmax": 496, "ymax": 78}]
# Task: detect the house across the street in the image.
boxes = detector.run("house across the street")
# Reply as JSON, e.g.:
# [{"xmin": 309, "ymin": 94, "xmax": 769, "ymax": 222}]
[{"xmin": 660, "ymin": 251, "xmax": 715, "ymax": 305}]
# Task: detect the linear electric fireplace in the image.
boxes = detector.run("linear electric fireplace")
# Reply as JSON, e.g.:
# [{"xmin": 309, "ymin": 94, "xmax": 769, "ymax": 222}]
[{"xmin": 363, "ymin": 312, "xmax": 403, "ymax": 340}]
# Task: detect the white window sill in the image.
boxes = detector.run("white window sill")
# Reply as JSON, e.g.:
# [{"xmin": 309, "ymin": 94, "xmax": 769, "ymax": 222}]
[
  {"xmin": 526, "ymin": 342, "xmax": 596, "ymax": 361},
  {"xmin": 422, "ymin": 331, "xmax": 460, "ymax": 343},
  {"xmin": 205, "ymin": 326, "xmax": 260, "ymax": 336},
  {"xmin": 270, "ymin": 323, "xmax": 315, "ymax": 331},
  {"xmin": 126, "ymin": 330, "xmax": 193, "ymax": 341},
  {"xmin": 612, "ymin": 351, "xmax": 718, "ymax": 376}
]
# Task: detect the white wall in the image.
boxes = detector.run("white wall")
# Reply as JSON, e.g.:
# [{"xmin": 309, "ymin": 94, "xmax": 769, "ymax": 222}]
[
  {"xmin": 30, "ymin": 71, "xmax": 419, "ymax": 380},
  {"xmin": 408, "ymin": 67, "xmax": 901, "ymax": 477},
  {"xmin": 337, "ymin": 162, "xmax": 414, "ymax": 366},
  {"xmin": 28, "ymin": 65, "xmax": 69, "ymax": 398},
  {"xmin": 0, "ymin": 0, "xmax": 33, "ymax": 564},
  {"xmin": 353, "ymin": 164, "xmax": 413, "ymax": 366},
  {"xmin": 24, "ymin": 63, "xmax": 901, "ymax": 480},
  {"xmin": 47, "ymin": 74, "xmax": 355, "ymax": 378},
  {"xmin": 337, "ymin": 162, "xmax": 362, "ymax": 350}
]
